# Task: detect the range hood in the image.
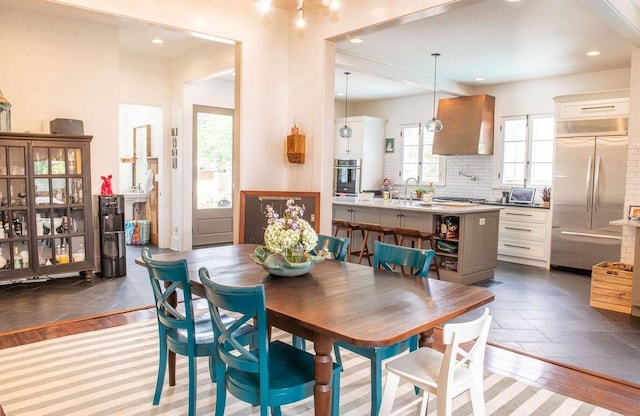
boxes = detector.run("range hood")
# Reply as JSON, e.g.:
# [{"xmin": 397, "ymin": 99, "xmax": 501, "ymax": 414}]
[{"xmin": 432, "ymin": 94, "xmax": 495, "ymax": 155}]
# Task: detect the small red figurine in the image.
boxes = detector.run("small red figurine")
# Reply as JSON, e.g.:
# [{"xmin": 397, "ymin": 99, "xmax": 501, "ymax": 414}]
[{"xmin": 100, "ymin": 174, "xmax": 113, "ymax": 195}]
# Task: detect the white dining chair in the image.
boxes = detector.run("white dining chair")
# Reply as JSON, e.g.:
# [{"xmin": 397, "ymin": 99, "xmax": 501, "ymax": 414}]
[{"xmin": 378, "ymin": 308, "xmax": 492, "ymax": 416}]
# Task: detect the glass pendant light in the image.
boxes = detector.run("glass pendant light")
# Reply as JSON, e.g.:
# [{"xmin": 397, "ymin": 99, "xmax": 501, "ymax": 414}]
[
  {"xmin": 426, "ymin": 53, "xmax": 443, "ymax": 133},
  {"xmin": 338, "ymin": 71, "xmax": 353, "ymax": 138}
]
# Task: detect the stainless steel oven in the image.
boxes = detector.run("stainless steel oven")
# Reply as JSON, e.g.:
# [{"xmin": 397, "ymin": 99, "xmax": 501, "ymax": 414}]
[{"xmin": 334, "ymin": 159, "xmax": 361, "ymax": 195}]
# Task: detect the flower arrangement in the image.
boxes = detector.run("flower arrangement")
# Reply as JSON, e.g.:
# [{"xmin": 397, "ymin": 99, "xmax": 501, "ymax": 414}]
[{"xmin": 264, "ymin": 199, "xmax": 318, "ymax": 263}]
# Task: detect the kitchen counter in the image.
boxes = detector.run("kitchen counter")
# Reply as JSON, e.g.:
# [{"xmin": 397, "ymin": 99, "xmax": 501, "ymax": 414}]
[
  {"xmin": 333, "ymin": 197, "xmax": 501, "ymax": 285},
  {"xmin": 333, "ymin": 196, "xmax": 503, "ymax": 214}
]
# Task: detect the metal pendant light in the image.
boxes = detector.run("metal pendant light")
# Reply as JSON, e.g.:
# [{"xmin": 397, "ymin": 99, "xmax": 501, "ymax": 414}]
[
  {"xmin": 338, "ymin": 72, "xmax": 353, "ymax": 138},
  {"xmin": 426, "ymin": 53, "xmax": 443, "ymax": 133}
]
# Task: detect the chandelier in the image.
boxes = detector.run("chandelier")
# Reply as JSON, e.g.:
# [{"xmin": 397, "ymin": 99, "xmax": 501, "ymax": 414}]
[{"xmin": 257, "ymin": 0, "xmax": 341, "ymax": 28}]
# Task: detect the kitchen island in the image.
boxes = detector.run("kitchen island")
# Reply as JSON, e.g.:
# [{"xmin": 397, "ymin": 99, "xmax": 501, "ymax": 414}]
[{"xmin": 333, "ymin": 197, "xmax": 502, "ymax": 285}]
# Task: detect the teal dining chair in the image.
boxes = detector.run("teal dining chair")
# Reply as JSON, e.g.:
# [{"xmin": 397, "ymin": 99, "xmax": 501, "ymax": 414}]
[
  {"xmin": 333, "ymin": 241, "xmax": 436, "ymax": 416},
  {"xmin": 198, "ymin": 267, "xmax": 342, "ymax": 416},
  {"xmin": 292, "ymin": 234, "xmax": 350, "ymax": 350},
  {"xmin": 141, "ymin": 248, "xmax": 255, "ymax": 416},
  {"xmin": 311, "ymin": 234, "xmax": 350, "ymax": 261}
]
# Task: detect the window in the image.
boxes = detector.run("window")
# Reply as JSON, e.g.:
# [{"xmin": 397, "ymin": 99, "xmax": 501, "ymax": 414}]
[
  {"xmin": 500, "ymin": 114, "xmax": 554, "ymax": 187},
  {"xmin": 400, "ymin": 123, "xmax": 445, "ymax": 185}
]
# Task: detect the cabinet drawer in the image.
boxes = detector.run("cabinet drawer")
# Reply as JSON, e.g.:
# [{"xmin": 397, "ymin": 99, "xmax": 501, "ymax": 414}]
[
  {"xmin": 559, "ymin": 98, "xmax": 628, "ymax": 120},
  {"xmin": 499, "ymin": 219, "xmax": 547, "ymax": 241},
  {"xmin": 498, "ymin": 238, "xmax": 547, "ymax": 260},
  {"xmin": 500, "ymin": 207, "xmax": 548, "ymax": 223}
]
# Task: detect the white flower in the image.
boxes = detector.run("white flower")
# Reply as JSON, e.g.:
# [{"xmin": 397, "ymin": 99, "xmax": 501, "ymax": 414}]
[{"xmin": 263, "ymin": 199, "xmax": 317, "ymax": 256}]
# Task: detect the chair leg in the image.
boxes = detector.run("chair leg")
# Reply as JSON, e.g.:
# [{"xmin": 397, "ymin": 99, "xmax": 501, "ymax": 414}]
[
  {"xmin": 331, "ymin": 365, "xmax": 342, "ymax": 416},
  {"xmin": 333, "ymin": 344, "xmax": 344, "ymax": 367},
  {"xmin": 292, "ymin": 334, "xmax": 307, "ymax": 350},
  {"xmin": 270, "ymin": 406, "xmax": 282, "ymax": 416},
  {"xmin": 215, "ymin": 363, "xmax": 227, "ymax": 416},
  {"xmin": 418, "ymin": 390, "xmax": 430, "ymax": 416},
  {"xmin": 469, "ymin": 382, "xmax": 487, "ymax": 416},
  {"xmin": 371, "ymin": 353, "xmax": 384, "ymax": 416},
  {"xmin": 429, "ymin": 235, "xmax": 441, "ymax": 280},
  {"xmin": 358, "ymin": 230, "xmax": 370, "ymax": 265},
  {"xmin": 208, "ymin": 355, "xmax": 216, "ymax": 382},
  {"xmin": 378, "ymin": 371, "xmax": 401, "ymax": 416},
  {"xmin": 188, "ymin": 354, "xmax": 197, "ymax": 416},
  {"xmin": 153, "ymin": 341, "xmax": 167, "ymax": 405}
]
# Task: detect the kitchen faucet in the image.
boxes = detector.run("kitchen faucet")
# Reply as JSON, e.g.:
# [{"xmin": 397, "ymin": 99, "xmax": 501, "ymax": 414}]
[{"xmin": 404, "ymin": 177, "xmax": 418, "ymax": 202}]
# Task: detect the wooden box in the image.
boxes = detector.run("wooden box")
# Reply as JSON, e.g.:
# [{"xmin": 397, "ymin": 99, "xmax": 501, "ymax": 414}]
[{"xmin": 590, "ymin": 261, "xmax": 633, "ymax": 314}]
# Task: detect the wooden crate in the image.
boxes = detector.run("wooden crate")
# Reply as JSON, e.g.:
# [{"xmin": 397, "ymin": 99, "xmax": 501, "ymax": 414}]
[{"xmin": 590, "ymin": 261, "xmax": 633, "ymax": 314}]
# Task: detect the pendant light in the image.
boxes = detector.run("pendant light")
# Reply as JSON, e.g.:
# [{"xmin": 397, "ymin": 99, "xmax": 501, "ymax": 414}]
[
  {"xmin": 426, "ymin": 53, "xmax": 443, "ymax": 133},
  {"xmin": 338, "ymin": 71, "xmax": 353, "ymax": 138}
]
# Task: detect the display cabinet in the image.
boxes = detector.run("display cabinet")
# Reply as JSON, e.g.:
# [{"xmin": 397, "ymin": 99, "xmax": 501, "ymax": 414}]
[{"xmin": 0, "ymin": 132, "xmax": 94, "ymax": 282}]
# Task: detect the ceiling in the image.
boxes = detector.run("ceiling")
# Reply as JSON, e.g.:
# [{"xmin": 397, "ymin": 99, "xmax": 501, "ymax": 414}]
[
  {"xmin": 333, "ymin": 0, "xmax": 637, "ymax": 101},
  {"xmin": 6, "ymin": 0, "xmax": 637, "ymax": 101}
]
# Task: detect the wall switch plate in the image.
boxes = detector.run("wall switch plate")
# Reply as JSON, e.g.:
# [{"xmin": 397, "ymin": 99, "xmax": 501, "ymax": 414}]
[{"xmin": 479, "ymin": 218, "xmax": 486, "ymax": 225}]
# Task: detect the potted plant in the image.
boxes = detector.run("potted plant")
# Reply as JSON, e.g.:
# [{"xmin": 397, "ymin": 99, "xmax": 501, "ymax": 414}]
[
  {"xmin": 414, "ymin": 187, "xmax": 426, "ymax": 199},
  {"xmin": 542, "ymin": 187, "xmax": 551, "ymax": 207}
]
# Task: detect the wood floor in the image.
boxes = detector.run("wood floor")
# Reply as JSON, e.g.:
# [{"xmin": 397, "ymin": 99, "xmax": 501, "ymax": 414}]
[{"xmin": 0, "ymin": 307, "xmax": 638, "ymax": 415}]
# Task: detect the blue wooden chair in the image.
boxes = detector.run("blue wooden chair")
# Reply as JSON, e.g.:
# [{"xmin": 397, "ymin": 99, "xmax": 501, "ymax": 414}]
[
  {"xmin": 198, "ymin": 267, "xmax": 342, "ymax": 416},
  {"xmin": 141, "ymin": 248, "xmax": 255, "ymax": 416},
  {"xmin": 292, "ymin": 234, "xmax": 350, "ymax": 350},
  {"xmin": 311, "ymin": 234, "xmax": 350, "ymax": 261},
  {"xmin": 333, "ymin": 241, "xmax": 436, "ymax": 416}
]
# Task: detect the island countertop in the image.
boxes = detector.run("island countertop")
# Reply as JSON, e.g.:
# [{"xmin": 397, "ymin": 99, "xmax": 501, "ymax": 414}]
[{"xmin": 333, "ymin": 196, "xmax": 503, "ymax": 214}]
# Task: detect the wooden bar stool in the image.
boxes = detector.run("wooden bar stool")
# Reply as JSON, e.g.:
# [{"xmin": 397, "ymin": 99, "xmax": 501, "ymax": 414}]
[
  {"xmin": 357, "ymin": 222, "xmax": 397, "ymax": 265},
  {"xmin": 332, "ymin": 219, "xmax": 361, "ymax": 262},
  {"xmin": 392, "ymin": 226, "xmax": 441, "ymax": 279}
]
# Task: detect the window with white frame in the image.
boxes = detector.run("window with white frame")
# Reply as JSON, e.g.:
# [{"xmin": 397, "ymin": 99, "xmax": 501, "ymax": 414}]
[
  {"xmin": 401, "ymin": 123, "xmax": 445, "ymax": 185},
  {"xmin": 500, "ymin": 114, "xmax": 554, "ymax": 187}
]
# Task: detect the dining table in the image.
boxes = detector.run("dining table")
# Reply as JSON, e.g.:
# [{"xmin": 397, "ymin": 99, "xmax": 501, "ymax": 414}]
[{"xmin": 136, "ymin": 244, "xmax": 494, "ymax": 416}]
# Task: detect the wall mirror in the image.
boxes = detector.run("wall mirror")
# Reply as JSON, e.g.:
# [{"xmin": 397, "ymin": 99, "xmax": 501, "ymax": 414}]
[{"xmin": 132, "ymin": 124, "xmax": 151, "ymax": 190}]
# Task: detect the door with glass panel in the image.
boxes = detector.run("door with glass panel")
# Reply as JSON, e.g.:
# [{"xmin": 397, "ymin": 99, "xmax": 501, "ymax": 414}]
[{"xmin": 192, "ymin": 105, "xmax": 234, "ymax": 246}]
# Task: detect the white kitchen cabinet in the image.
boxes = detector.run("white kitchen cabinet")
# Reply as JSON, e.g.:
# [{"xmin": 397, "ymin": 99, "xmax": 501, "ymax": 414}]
[
  {"xmin": 555, "ymin": 89, "xmax": 629, "ymax": 121},
  {"xmin": 497, "ymin": 206, "xmax": 550, "ymax": 267},
  {"xmin": 335, "ymin": 116, "xmax": 386, "ymax": 192}
]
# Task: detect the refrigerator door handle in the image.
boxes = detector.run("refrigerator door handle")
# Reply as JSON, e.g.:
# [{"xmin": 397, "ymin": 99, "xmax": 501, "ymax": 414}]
[
  {"xmin": 560, "ymin": 231, "xmax": 622, "ymax": 240},
  {"xmin": 593, "ymin": 155, "xmax": 601, "ymax": 213},
  {"xmin": 586, "ymin": 155, "xmax": 593, "ymax": 212}
]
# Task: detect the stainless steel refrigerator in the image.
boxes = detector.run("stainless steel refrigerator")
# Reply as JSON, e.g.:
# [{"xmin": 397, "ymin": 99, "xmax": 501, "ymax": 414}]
[{"xmin": 551, "ymin": 119, "xmax": 628, "ymax": 270}]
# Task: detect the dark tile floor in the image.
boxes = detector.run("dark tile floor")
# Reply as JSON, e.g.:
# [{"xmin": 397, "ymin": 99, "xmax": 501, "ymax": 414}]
[{"xmin": 1, "ymin": 244, "xmax": 639, "ymax": 386}]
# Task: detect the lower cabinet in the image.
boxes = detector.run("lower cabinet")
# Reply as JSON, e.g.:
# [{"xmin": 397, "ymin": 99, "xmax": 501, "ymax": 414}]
[
  {"xmin": 333, "ymin": 205, "xmax": 373, "ymax": 257},
  {"xmin": 434, "ymin": 212, "xmax": 499, "ymax": 285},
  {"xmin": 497, "ymin": 206, "xmax": 550, "ymax": 267}
]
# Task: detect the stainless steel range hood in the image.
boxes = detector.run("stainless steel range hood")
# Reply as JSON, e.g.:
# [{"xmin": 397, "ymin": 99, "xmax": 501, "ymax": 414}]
[{"xmin": 432, "ymin": 94, "xmax": 495, "ymax": 155}]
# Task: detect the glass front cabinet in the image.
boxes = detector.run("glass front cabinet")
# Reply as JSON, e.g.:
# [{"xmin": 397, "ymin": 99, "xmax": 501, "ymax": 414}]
[{"xmin": 0, "ymin": 132, "xmax": 94, "ymax": 282}]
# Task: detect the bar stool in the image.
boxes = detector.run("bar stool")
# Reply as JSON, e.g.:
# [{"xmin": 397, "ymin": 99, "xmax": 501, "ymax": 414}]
[
  {"xmin": 357, "ymin": 222, "xmax": 397, "ymax": 265},
  {"xmin": 332, "ymin": 219, "xmax": 361, "ymax": 262},
  {"xmin": 392, "ymin": 226, "xmax": 441, "ymax": 279}
]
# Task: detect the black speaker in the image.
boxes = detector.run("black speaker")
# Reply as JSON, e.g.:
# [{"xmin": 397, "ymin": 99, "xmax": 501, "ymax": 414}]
[{"xmin": 50, "ymin": 118, "xmax": 84, "ymax": 135}]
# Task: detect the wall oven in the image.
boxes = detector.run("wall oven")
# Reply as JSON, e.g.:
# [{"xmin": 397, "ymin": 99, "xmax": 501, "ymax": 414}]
[{"xmin": 334, "ymin": 159, "xmax": 361, "ymax": 195}]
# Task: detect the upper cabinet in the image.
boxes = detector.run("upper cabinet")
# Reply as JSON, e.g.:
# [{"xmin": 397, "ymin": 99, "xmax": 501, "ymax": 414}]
[{"xmin": 334, "ymin": 116, "xmax": 387, "ymax": 192}]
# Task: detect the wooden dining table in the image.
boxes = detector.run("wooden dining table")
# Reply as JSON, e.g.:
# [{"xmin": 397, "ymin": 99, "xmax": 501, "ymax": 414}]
[{"xmin": 136, "ymin": 244, "xmax": 494, "ymax": 416}]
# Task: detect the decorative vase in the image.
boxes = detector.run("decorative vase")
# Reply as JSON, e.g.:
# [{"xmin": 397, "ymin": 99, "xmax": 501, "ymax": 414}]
[{"xmin": 250, "ymin": 246, "xmax": 324, "ymax": 277}]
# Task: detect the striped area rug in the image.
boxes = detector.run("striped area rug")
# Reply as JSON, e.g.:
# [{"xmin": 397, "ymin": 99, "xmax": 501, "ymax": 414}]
[{"xmin": 0, "ymin": 320, "xmax": 621, "ymax": 416}]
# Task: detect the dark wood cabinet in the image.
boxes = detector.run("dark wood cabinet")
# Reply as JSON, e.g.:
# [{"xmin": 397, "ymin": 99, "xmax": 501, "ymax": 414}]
[{"xmin": 0, "ymin": 132, "xmax": 94, "ymax": 282}]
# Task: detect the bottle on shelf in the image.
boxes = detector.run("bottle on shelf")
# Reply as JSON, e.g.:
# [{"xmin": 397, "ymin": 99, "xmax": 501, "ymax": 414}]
[{"xmin": 13, "ymin": 246, "xmax": 22, "ymax": 269}]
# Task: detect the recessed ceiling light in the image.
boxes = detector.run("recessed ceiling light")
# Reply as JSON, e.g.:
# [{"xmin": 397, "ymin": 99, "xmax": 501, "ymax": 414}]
[
  {"xmin": 475, "ymin": 77, "xmax": 485, "ymax": 81},
  {"xmin": 152, "ymin": 38, "xmax": 164, "ymax": 44},
  {"xmin": 587, "ymin": 50, "xmax": 600, "ymax": 56},
  {"xmin": 336, "ymin": 92, "xmax": 345, "ymax": 96},
  {"xmin": 350, "ymin": 38, "xmax": 363, "ymax": 44}
]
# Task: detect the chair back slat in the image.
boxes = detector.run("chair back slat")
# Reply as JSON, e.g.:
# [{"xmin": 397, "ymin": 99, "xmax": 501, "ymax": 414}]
[
  {"xmin": 313, "ymin": 234, "xmax": 350, "ymax": 261},
  {"xmin": 199, "ymin": 268, "xmax": 268, "ymax": 375},
  {"xmin": 142, "ymin": 248, "xmax": 196, "ymax": 332},
  {"xmin": 372, "ymin": 241, "xmax": 435, "ymax": 277}
]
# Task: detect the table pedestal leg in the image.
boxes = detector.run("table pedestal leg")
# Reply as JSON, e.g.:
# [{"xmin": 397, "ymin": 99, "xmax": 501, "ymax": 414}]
[
  {"xmin": 419, "ymin": 328, "xmax": 434, "ymax": 348},
  {"xmin": 313, "ymin": 335, "xmax": 333, "ymax": 416}
]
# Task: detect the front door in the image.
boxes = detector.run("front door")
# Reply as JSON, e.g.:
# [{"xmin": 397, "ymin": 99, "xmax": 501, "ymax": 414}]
[{"xmin": 192, "ymin": 105, "xmax": 234, "ymax": 247}]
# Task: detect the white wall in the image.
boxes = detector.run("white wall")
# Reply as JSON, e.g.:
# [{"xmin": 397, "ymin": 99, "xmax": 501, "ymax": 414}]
[{"xmin": 353, "ymin": 68, "xmax": 631, "ymax": 203}]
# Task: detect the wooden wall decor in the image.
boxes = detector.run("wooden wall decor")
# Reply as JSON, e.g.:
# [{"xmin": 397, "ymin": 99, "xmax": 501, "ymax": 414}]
[{"xmin": 286, "ymin": 133, "xmax": 305, "ymax": 163}]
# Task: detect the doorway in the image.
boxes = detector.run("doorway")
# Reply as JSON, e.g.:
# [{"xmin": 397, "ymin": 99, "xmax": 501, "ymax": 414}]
[{"xmin": 192, "ymin": 105, "xmax": 234, "ymax": 246}]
